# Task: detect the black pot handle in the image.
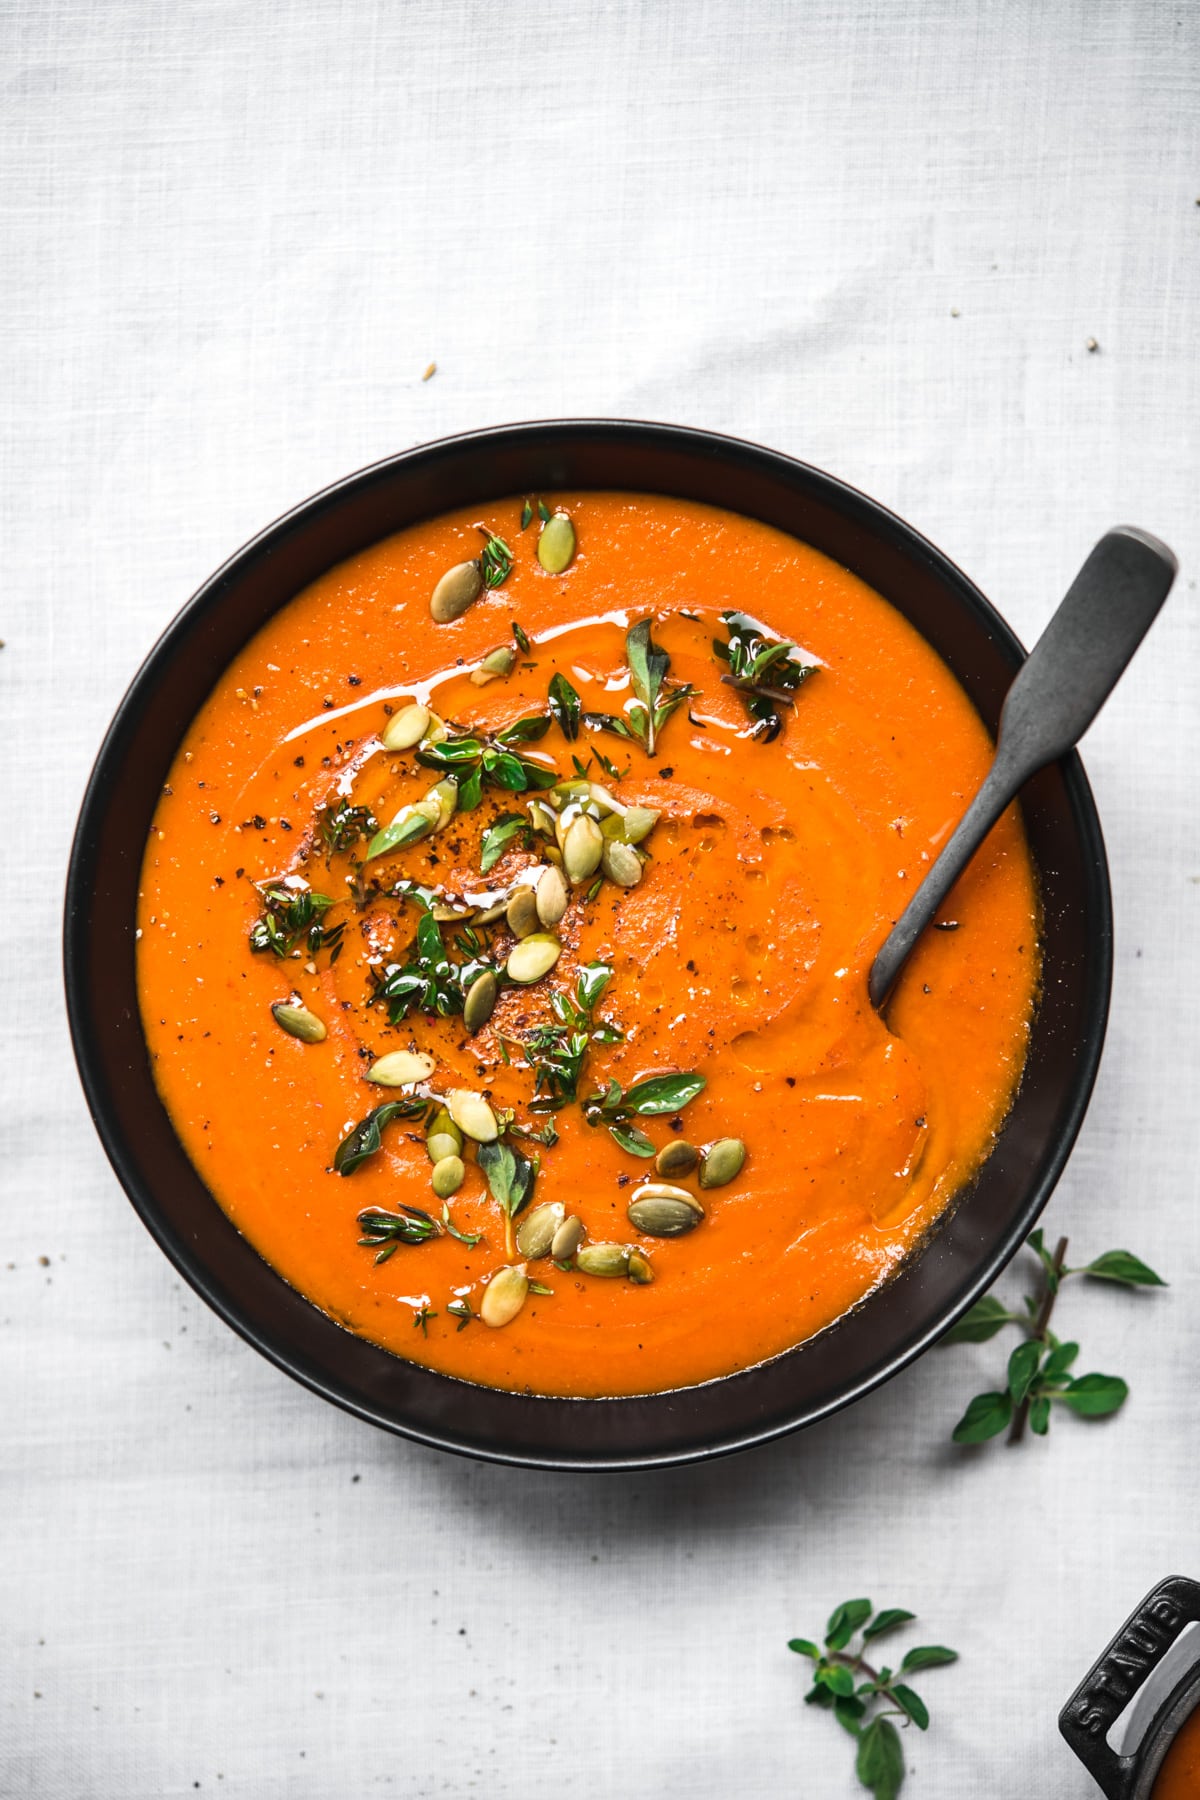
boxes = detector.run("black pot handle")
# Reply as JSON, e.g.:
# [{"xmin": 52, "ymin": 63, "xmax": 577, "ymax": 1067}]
[{"xmin": 1059, "ymin": 1576, "xmax": 1200, "ymax": 1797}]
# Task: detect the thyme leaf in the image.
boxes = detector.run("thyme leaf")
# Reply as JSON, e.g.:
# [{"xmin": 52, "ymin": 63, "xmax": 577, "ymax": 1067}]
[
  {"xmin": 336, "ymin": 1099, "xmax": 430, "ymax": 1176},
  {"xmin": 623, "ymin": 618, "xmax": 698, "ymax": 755},
  {"xmin": 479, "ymin": 532, "xmax": 514, "ymax": 589},
  {"xmin": 477, "ymin": 1140, "xmax": 537, "ymax": 1219},
  {"xmin": 548, "ymin": 672, "xmax": 582, "ymax": 741},
  {"xmin": 714, "ymin": 610, "xmax": 818, "ymax": 742},
  {"xmin": 319, "ymin": 796, "xmax": 379, "ymax": 854},
  {"xmin": 249, "ymin": 885, "xmax": 344, "ymax": 959}
]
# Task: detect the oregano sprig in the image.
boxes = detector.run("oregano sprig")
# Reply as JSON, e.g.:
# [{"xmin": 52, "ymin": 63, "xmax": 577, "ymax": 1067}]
[
  {"xmin": 944, "ymin": 1229, "xmax": 1165, "ymax": 1445},
  {"xmin": 624, "ymin": 617, "xmax": 698, "ymax": 755},
  {"xmin": 789, "ymin": 1601, "xmax": 957, "ymax": 1800}
]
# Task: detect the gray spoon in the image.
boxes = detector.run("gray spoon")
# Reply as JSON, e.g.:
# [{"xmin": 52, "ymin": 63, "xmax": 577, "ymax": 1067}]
[{"xmin": 868, "ymin": 525, "xmax": 1178, "ymax": 1010}]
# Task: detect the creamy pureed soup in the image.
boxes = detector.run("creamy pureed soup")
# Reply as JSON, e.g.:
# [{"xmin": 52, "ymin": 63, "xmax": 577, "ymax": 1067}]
[{"xmin": 137, "ymin": 493, "xmax": 1040, "ymax": 1397}]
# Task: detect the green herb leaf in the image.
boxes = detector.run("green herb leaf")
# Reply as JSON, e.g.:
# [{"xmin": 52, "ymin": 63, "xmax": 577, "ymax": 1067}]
[
  {"xmin": 319, "ymin": 795, "xmax": 378, "ymax": 854},
  {"xmin": 520, "ymin": 500, "xmax": 533, "ymax": 531},
  {"xmin": 714, "ymin": 610, "xmax": 818, "ymax": 743},
  {"xmin": 457, "ymin": 766, "xmax": 483, "ymax": 811},
  {"xmin": 1057, "ymin": 1372, "xmax": 1129, "ymax": 1417},
  {"xmin": 447, "ymin": 1297, "xmax": 476, "ymax": 1330},
  {"xmin": 891, "ymin": 1684, "xmax": 929, "ymax": 1731},
  {"xmin": 537, "ymin": 498, "xmax": 552, "ymax": 523},
  {"xmin": 1081, "ymin": 1250, "xmax": 1167, "ymax": 1288},
  {"xmin": 575, "ymin": 962, "xmax": 614, "ymax": 1012},
  {"xmin": 479, "ymin": 812, "xmax": 529, "ymax": 874},
  {"xmin": 1041, "ymin": 1340, "xmax": 1079, "ymax": 1381},
  {"xmin": 1026, "ymin": 1227, "xmax": 1062, "ymax": 1292},
  {"xmin": 1029, "ymin": 1394, "xmax": 1052, "ymax": 1434},
  {"xmin": 249, "ymin": 885, "xmax": 342, "ymax": 959},
  {"xmin": 480, "ymin": 533, "xmax": 514, "ymax": 589},
  {"xmin": 939, "ymin": 1295, "xmax": 1014, "ymax": 1344},
  {"xmin": 512, "ymin": 621, "xmax": 532, "ymax": 653},
  {"xmin": 834, "ymin": 1695, "xmax": 868, "ymax": 1736},
  {"xmin": 826, "ymin": 1599, "xmax": 873, "ymax": 1652},
  {"xmin": 548, "ymin": 673, "xmax": 583, "ymax": 741},
  {"xmin": 496, "ymin": 713, "xmax": 552, "ymax": 746},
  {"xmin": 620, "ymin": 1072, "xmax": 706, "ymax": 1116},
  {"xmin": 442, "ymin": 1204, "xmax": 482, "ymax": 1247},
  {"xmin": 609, "ymin": 1123, "xmax": 656, "ymax": 1157},
  {"xmin": 855, "ymin": 1716, "xmax": 904, "ymax": 1800},
  {"xmin": 335, "ymin": 1099, "xmax": 428, "ymax": 1175},
  {"xmin": 899, "ymin": 1646, "xmax": 958, "ymax": 1673},
  {"xmin": 1007, "ymin": 1339, "xmax": 1042, "ymax": 1406},
  {"xmin": 817, "ymin": 1664, "xmax": 857, "ymax": 1697},
  {"xmin": 477, "ymin": 1140, "xmax": 537, "ymax": 1218},
  {"xmin": 951, "ymin": 1389, "xmax": 1013, "ymax": 1443},
  {"xmin": 864, "ymin": 1610, "xmax": 917, "ymax": 1643},
  {"xmin": 788, "ymin": 1639, "xmax": 821, "ymax": 1660},
  {"xmin": 623, "ymin": 617, "xmax": 698, "ymax": 755}
]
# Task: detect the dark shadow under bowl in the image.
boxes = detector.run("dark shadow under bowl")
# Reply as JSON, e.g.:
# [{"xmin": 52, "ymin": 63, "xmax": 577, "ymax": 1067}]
[{"xmin": 63, "ymin": 421, "xmax": 1112, "ymax": 1470}]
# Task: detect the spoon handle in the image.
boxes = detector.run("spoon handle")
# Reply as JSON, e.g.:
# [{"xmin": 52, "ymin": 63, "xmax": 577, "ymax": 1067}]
[{"xmin": 868, "ymin": 526, "xmax": 1178, "ymax": 1009}]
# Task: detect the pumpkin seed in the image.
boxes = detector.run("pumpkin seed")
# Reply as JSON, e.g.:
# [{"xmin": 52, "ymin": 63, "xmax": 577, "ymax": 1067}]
[
  {"xmin": 601, "ymin": 839, "xmax": 643, "ymax": 888},
  {"xmin": 550, "ymin": 1214, "xmax": 585, "ymax": 1262},
  {"xmin": 431, "ymin": 1155, "xmax": 466, "ymax": 1199},
  {"xmin": 270, "ymin": 1001, "xmax": 326, "ymax": 1043},
  {"xmin": 506, "ymin": 932, "xmax": 562, "ymax": 984},
  {"xmin": 470, "ymin": 645, "xmax": 516, "ymax": 686},
  {"xmin": 586, "ymin": 782, "xmax": 624, "ymax": 817},
  {"xmin": 427, "ymin": 778, "xmax": 458, "ymax": 830},
  {"xmin": 537, "ymin": 511, "xmax": 576, "ymax": 574},
  {"xmin": 431, "ymin": 899, "xmax": 474, "ymax": 923},
  {"xmin": 563, "ymin": 814, "xmax": 604, "ymax": 884},
  {"xmin": 462, "ymin": 969, "xmax": 499, "ymax": 1033},
  {"xmin": 576, "ymin": 1243, "xmax": 630, "ymax": 1278},
  {"xmin": 366, "ymin": 1049, "xmax": 435, "ymax": 1087},
  {"xmin": 431, "ymin": 559, "xmax": 483, "ymax": 623},
  {"xmin": 473, "ymin": 896, "xmax": 510, "ymax": 926},
  {"xmin": 527, "ymin": 800, "xmax": 557, "ymax": 836},
  {"xmin": 506, "ymin": 887, "xmax": 539, "ymax": 938},
  {"xmin": 535, "ymin": 865, "xmax": 568, "ymax": 928},
  {"xmin": 699, "ymin": 1138, "xmax": 746, "ymax": 1188},
  {"xmin": 381, "ymin": 702, "xmax": 431, "ymax": 751},
  {"xmin": 425, "ymin": 1132, "xmax": 460, "ymax": 1165},
  {"xmin": 480, "ymin": 1264, "xmax": 529, "ymax": 1328},
  {"xmin": 655, "ymin": 1140, "xmax": 699, "ymax": 1178},
  {"xmin": 626, "ymin": 1250, "xmax": 655, "ymax": 1285},
  {"xmin": 601, "ymin": 805, "xmax": 660, "ymax": 845},
  {"xmin": 447, "ymin": 1088, "xmax": 499, "ymax": 1143},
  {"xmin": 547, "ymin": 778, "xmax": 592, "ymax": 810},
  {"xmin": 627, "ymin": 1194, "xmax": 702, "ymax": 1237},
  {"xmin": 515, "ymin": 1201, "xmax": 565, "ymax": 1260}
]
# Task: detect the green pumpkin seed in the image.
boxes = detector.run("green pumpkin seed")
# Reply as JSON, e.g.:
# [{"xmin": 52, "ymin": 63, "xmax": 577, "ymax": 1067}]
[
  {"xmin": 601, "ymin": 805, "xmax": 660, "ymax": 845},
  {"xmin": 537, "ymin": 511, "xmax": 576, "ymax": 574},
  {"xmin": 480, "ymin": 1264, "xmax": 529, "ymax": 1328},
  {"xmin": 366, "ymin": 1049, "xmax": 435, "ymax": 1087},
  {"xmin": 427, "ymin": 778, "xmax": 458, "ymax": 830},
  {"xmin": 506, "ymin": 887, "xmax": 539, "ymax": 938},
  {"xmin": 699, "ymin": 1138, "xmax": 746, "ymax": 1188},
  {"xmin": 655, "ymin": 1140, "xmax": 699, "ymax": 1178},
  {"xmin": 431, "ymin": 1155, "xmax": 466, "ymax": 1199},
  {"xmin": 563, "ymin": 814, "xmax": 604, "ymax": 884},
  {"xmin": 535, "ymin": 865, "xmax": 568, "ymax": 928},
  {"xmin": 626, "ymin": 1250, "xmax": 655, "ymax": 1285},
  {"xmin": 425, "ymin": 1132, "xmax": 460, "ymax": 1165},
  {"xmin": 547, "ymin": 778, "xmax": 592, "ymax": 810},
  {"xmin": 462, "ymin": 969, "xmax": 499, "ymax": 1034},
  {"xmin": 601, "ymin": 839, "xmax": 643, "ymax": 888},
  {"xmin": 527, "ymin": 800, "xmax": 557, "ymax": 836},
  {"xmin": 447, "ymin": 1088, "xmax": 499, "ymax": 1143},
  {"xmin": 515, "ymin": 1201, "xmax": 565, "ymax": 1260},
  {"xmin": 271, "ymin": 1001, "xmax": 327, "ymax": 1043},
  {"xmin": 550, "ymin": 1214, "xmax": 585, "ymax": 1262},
  {"xmin": 470, "ymin": 645, "xmax": 516, "ymax": 686},
  {"xmin": 506, "ymin": 932, "xmax": 562, "ymax": 984},
  {"xmin": 627, "ymin": 1194, "xmax": 702, "ymax": 1237},
  {"xmin": 576, "ymin": 1243, "xmax": 630, "ymax": 1278},
  {"xmin": 431, "ymin": 559, "xmax": 483, "ymax": 623},
  {"xmin": 473, "ymin": 895, "xmax": 510, "ymax": 926},
  {"xmin": 381, "ymin": 702, "xmax": 431, "ymax": 751}
]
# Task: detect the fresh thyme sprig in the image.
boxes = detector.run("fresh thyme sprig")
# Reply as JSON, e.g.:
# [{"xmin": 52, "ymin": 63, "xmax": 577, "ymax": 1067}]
[
  {"xmin": 713, "ymin": 610, "xmax": 817, "ymax": 742},
  {"xmin": 944, "ymin": 1229, "xmax": 1166, "ymax": 1444},
  {"xmin": 355, "ymin": 1201, "xmax": 441, "ymax": 1260},
  {"xmin": 477, "ymin": 528, "xmax": 514, "ymax": 589},
  {"xmin": 372, "ymin": 912, "xmax": 496, "ymax": 1025},
  {"xmin": 624, "ymin": 617, "xmax": 698, "ymax": 755},
  {"xmin": 515, "ymin": 962, "xmax": 621, "ymax": 1110},
  {"xmin": 319, "ymin": 795, "xmax": 379, "ymax": 855},
  {"xmin": 789, "ymin": 1601, "xmax": 958, "ymax": 1800},
  {"xmin": 415, "ymin": 722, "xmax": 557, "ymax": 798},
  {"xmin": 249, "ymin": 884, "xmax": 345, "ymax": 959}
]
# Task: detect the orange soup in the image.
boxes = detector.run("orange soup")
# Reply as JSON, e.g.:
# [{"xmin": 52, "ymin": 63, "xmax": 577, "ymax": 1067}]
[
  {"xmin": 136, "ymin": 493, "xmax": 1040, "ymax": 1396},
  {"xmin": 1155, "ymin": 1705, "xmax": 1200, "ymax": 1798}
]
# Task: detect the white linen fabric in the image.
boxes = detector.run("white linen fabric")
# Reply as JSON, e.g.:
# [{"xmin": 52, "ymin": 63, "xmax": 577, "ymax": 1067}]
[{"xmin": 3, "ymin": 3, "xmax": 1198, "ymax": 1794}]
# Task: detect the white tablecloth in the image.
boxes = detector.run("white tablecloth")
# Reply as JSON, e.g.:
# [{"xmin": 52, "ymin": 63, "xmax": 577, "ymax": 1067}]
[{"xmin": 4, "ymin": 4, "xmax": 1199, "ymax": 1794}]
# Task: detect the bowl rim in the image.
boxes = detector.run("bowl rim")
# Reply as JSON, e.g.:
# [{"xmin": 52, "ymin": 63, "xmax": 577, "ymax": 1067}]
[{"xmin": 64, "ymin": 418, "xmax": 1113, "ymax": 1469}]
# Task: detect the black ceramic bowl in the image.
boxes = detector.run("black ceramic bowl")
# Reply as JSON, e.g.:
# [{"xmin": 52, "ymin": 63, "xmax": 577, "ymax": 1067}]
[
  {"xmin": 1061, "ymin": 1577, "xmax": 1200, "ymax": 1797},
  {"xmin": 64, "ymin": 421, "xmax": 1112, "ymax": 1470}
]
